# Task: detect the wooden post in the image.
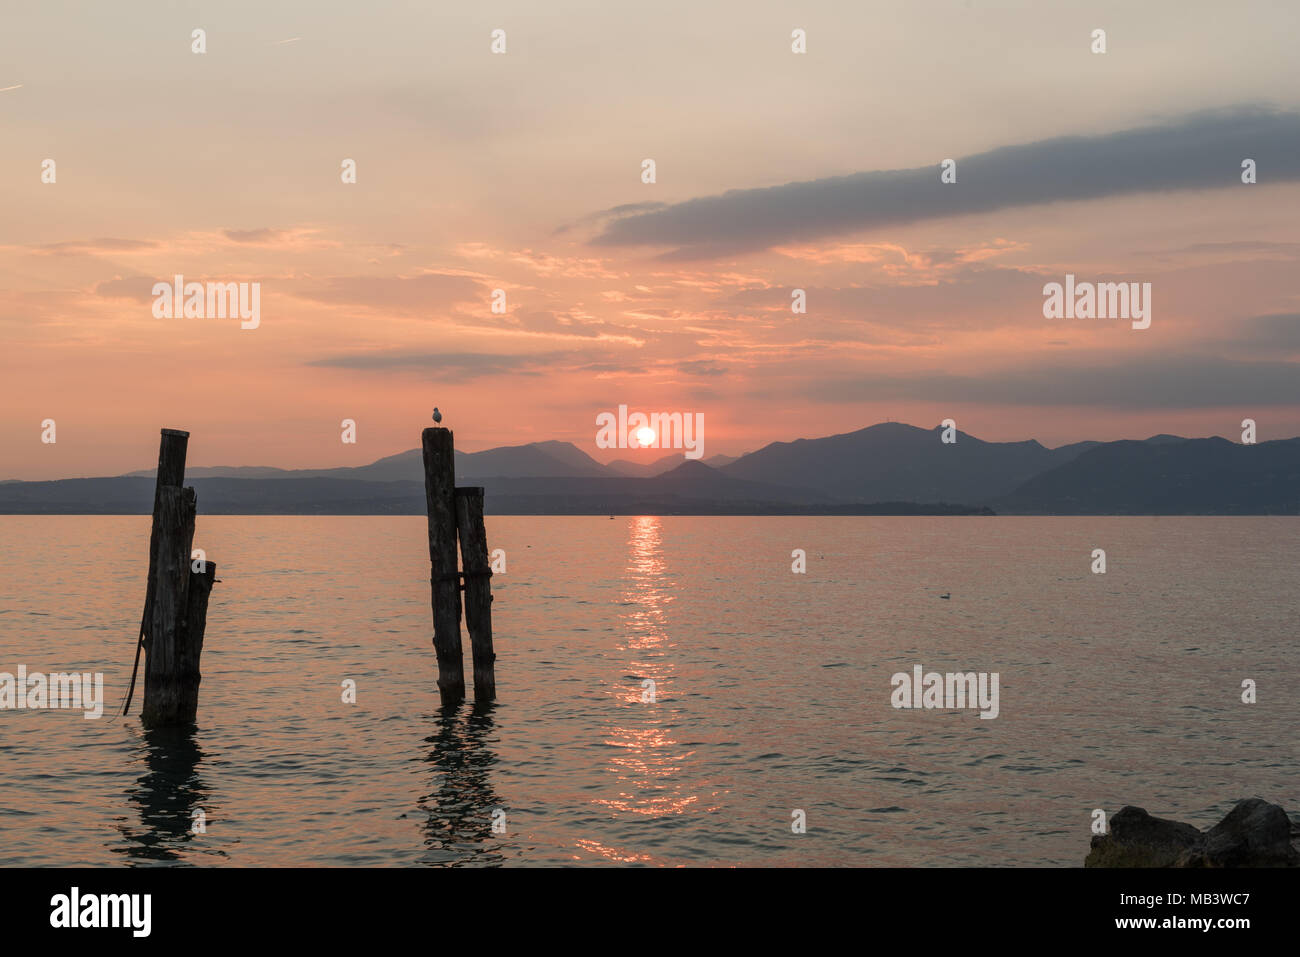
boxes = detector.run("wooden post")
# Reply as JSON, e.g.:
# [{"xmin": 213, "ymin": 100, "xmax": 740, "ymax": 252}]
[
  {"xmin": 141, "ymin": 485, "xmax": 197, "ymax": 726},
  {"xmin": 455, "ymin": 487, "xmax": 496, "ymax": 701},
  {"xmin": 123, "ymin": 428, "xmax": 189, "ymax": 716},
  {"xmin": 422, "ymin": 427, "xmax": 465, "ymax": 705},
  {"xmin": 175, "ymin": 560, "xmax": 216, "ymax": 723}
]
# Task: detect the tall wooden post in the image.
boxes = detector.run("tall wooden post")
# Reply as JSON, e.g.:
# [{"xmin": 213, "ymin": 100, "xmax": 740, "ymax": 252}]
[
  {"xmin": 123, "ymin": 428, "xmax": 189, "ymax": 716},
  {"xmin": 127, "ymin": 428, "xmax": 218, "ymax": 727},
  {"xmin": 141, "ymin": 485, "xmax": 197, "ymax": 727},
  {"xmin": 455, "ymin": 487, "xmax": 496, "ymax": 701},
  {"xmin": 422, "ymin": 427, "xmax": 465, "ymax": 705}
]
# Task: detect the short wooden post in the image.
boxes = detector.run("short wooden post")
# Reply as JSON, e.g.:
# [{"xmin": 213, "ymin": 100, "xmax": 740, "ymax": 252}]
[
  {"xmin": 455, "ymin": 487, "xmax": 496, "ymax": 701},
  {"xmin": 123, "ymin": 428, "xmax": 188, "ymax": 715},
  {"xmin": 141, "ymin": 485, "xmax": 197, "ymax": 727},
  {"xmin": 422, "ymin": 427, "xmax": 465, "ymax": 705},
  {"xmin": 175, "ymin": 559, "xmax": 216, "ymax": 722}
]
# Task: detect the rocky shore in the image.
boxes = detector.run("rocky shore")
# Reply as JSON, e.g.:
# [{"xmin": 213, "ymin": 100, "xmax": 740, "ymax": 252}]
[{"xmin": 1086, "ymin": 798, "xmax": 1300, "ymax": 867}]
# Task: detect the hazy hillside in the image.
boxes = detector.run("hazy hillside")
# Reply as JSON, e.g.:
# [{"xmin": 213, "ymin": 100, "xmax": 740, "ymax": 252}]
[
  {"xmin": 9, "ymin": 423, "xmax": 1291, "ymax": 515},
  {"xmin": 130, "ymin": 441, "xmax": 612, "ymax": 482},
  {"xmin": 721, "ymin": 422, "xmax": 1092, "ymax": 502},
  {"xmin": 998, "ymin": 437, "xmax": 1300, "ymax": 514},
  {"xmin": 0, "ymin": 464, "xmax": 936, "ymax": 515},
  {"xmin": 607, "ymin": 452, "xmax": 740, "ymax": 477}
]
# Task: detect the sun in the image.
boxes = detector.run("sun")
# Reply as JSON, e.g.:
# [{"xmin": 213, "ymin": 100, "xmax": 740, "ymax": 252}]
[{"xmin": 634, "ymin": 426, "xmax": 657, "ymax": 448}]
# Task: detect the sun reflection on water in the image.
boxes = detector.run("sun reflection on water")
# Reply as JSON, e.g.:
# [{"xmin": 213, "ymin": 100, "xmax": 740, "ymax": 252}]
[{"xmin": 594, "ymin": 516, "xmax": 699, "ymax": 818}]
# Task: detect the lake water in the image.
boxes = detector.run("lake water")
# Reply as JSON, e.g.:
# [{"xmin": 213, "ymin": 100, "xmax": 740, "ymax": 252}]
[{"xmin": 0, "ymin": 515, "xmax": 1295, "ymax": 866}]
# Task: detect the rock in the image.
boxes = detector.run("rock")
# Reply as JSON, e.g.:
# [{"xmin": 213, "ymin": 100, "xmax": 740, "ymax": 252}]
[
  {"xmin": 1086, "ymin": 806, "xmax": 1203, "ymax": 867},
  {"xmin": 1184, "ymin": 798, "xmax": 1300, "ymax": 868},
  {"xmin": 1086, "ymin": 799, "xmax": 1300, "ymax": 868}
]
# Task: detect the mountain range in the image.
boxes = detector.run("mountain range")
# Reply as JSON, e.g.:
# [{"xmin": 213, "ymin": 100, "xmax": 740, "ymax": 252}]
[{"xmin": 1, "ymin": 422, "xmax": 1296, "ymax": 515}]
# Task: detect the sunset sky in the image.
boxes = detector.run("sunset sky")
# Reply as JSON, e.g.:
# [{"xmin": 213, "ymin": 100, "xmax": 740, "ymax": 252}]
[{"xmin": 2, "ymin": 0, "xmax": 1298, "ymax": 479}]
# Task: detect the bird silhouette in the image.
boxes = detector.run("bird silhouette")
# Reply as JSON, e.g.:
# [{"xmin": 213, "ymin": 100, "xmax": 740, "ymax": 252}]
[{"xmin": 432, "ymin": 407, "xmax": 442, "ymax": 424}]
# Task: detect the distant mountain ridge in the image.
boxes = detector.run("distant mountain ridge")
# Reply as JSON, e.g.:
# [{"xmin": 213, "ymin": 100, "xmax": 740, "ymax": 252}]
[
  {"xmin": 718, "ymin": 422, "xmax": 1103, "ymax": 502},
  {"xmin": 126, "ymin": 439, "xmax": 609, "ymax": 482},
  {"xmin": 998, "ymin": 436, "xmax": 1300, "ymax": 514},
  {"xmin": 6, "ymin": 422, "xmax": 1297, "ymax": 515}
]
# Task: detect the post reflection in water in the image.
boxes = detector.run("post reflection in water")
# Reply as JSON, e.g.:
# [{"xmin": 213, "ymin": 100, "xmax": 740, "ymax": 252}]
[
  {"xmin": 417, "ymin": 702, "xmax": 505, "ymax": 865},
  {"xmin": 114, "ymin": 724, "xmax": 219, "ymax": 863},
  {"xmin": 596, "ymin": 515, "xmax": 699, "ymax": 820}
]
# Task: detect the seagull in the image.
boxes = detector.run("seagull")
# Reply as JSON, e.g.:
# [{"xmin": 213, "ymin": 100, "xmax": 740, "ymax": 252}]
[
  {"xmin": 940, "ymin": 592, "xmax": 951, "ymax": 600},
  {"xmin": 432, "ymin": 407, "xmax": 442, "ymax": 423}
]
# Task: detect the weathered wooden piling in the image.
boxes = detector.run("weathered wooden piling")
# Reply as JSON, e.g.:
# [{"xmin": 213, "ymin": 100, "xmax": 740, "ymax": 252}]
[
  {"xmin": 123, "ymin": 428, "xmax": 189, "ymax": 717},
  {"xmin": 126, "ymin": 428, "xmax": 217, "ymax": 727},
  {"xmin": 455, "ymin": 487, "xmax": 496, "ymax": 701},
  {"xmin": 175, "ymin": 558, "xmax": 216, "ymax": 722},
  {"xmin": 142, "ymin": 485, "xmax": 197, "ymax": 726},
  {"xmin": 422, "ymin": 427, "xmax": 466, "ymax": 704}
]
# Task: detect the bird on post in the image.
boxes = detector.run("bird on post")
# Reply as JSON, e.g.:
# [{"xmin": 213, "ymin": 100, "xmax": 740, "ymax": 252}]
[{"xmin": 432, "ymin": 407, "xmax": 442, "ymax": 424}]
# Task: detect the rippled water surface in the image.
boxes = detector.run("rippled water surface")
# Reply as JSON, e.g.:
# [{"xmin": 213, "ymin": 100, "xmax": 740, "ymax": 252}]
[{"xmin": 0, "ymin": 515, "xmax": 1296, "ymax": 866}]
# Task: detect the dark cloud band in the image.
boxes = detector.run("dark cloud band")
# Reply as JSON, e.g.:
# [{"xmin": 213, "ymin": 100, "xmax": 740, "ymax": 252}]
[{"xmin": 591, "ymin": 107, "xmax": 1300, "ymax": 258}]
